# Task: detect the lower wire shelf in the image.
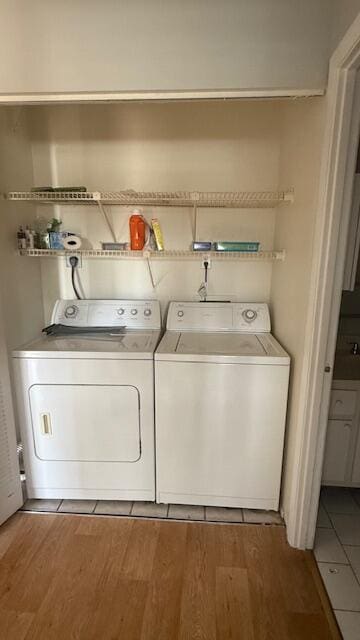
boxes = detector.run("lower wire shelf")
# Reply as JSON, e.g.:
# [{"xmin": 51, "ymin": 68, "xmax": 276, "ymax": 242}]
[{"xmin": 18, "ymin": 249, "xmax": 285, "ymax": 261}]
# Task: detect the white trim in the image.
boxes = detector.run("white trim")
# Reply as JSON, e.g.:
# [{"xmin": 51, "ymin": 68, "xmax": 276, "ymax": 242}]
[
  {"xmin": 0, "ymin": 88, "xmax": 324, "ymax": 105},
  {"xmin": 341, "ymin": 174, "xmax": 360, "ymax": 290},
  {"xmin": 285, "ymin": 13, "xmax": 360, "ymax": 549},
  {"xmin": 0, "ymin": 296, "xmax": 23, "ymax": 525}
]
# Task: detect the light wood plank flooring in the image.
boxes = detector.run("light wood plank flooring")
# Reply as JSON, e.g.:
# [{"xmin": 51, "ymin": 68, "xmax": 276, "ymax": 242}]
[{"xmin": 0, "ymin": 513, "xmax": 340, "ymax": 639}]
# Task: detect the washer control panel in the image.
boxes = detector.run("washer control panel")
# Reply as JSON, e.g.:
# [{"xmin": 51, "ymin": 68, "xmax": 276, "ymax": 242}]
[
  {"xmin": 167, "ymin": 302, "xmax": 270, "ymax": 333},
  {"xmin": 52, "ymin": 299, "xmax": 161, "ymax": 329}
]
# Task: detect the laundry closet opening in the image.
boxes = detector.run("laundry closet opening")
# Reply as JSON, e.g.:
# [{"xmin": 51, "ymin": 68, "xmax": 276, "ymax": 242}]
[{"xmin": 0, "ymin": 98, "xmax": 325, "ymax": 535}]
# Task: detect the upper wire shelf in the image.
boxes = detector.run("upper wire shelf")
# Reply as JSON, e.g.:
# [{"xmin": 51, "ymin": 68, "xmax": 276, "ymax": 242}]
[
  {"xmin": 5, "ymin": 189, "xmax": 294, "ymax": 208},
  {"xmin": 18, "ymin": 248, "xmax": 285, "ymax": 261}
]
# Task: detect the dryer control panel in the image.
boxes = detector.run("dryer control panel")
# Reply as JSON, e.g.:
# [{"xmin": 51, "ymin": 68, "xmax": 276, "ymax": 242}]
[
  {"xmin": 166, "ymin": 302, "xmax": 271, "ymax": 333},
  {"xmin": 52, "ymin": 299, "xmax": 161, "ymax": 329}
]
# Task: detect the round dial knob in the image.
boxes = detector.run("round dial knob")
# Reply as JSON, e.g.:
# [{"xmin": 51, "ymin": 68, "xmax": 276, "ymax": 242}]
[
  {"xmin": 131, "ymin": 309, "xmax": 138, "ymax": 316},
  {"xmin": 243, "ymin": 308, "xmax": 257, "ymax": 322},
  {"xmin": 117, "ymin": 308, "xmax": 125, "ymax": 316},
  {"xmin": 177, "ymin": 310, "xmax": 184, "ymax": 318},
  {"xmin": 144, "ymin": 309, "xmax": 152, "ymax": 316},
  {"xmin": 65, "ymin": 304, "xmax": 78, "ymax": 318}
]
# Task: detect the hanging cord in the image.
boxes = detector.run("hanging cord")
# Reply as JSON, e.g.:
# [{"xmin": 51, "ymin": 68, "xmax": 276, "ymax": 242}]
[
  {"xmin": 203, "ymin": 260, "xmax": 208, "ymax": 302},
  {"xmin": 197, "ymin": 260, "xmax": 209, "ymax": 301},
  {"xmin": 69, "ymin": 256, "xmax": 82, "ymax": 300},
  {"xmin": 204, "ymin": 260, "xmax": 208, "ymax": 286}
]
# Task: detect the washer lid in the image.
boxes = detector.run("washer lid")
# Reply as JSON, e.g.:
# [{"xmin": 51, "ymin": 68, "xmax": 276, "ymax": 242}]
[
  {"xmin": 176, "ymin": 333, "xmax": 265, "ymax": 356},
  {"xmin": 156, "ymin": 331, "xmax": 290, "ymax": 364},
  {"xmin": 12, "ymin": 330, "xmax": 162, "ymax": 360}
]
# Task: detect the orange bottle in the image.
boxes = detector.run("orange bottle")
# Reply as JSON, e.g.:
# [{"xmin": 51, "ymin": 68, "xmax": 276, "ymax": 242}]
[{"xmin": 129, "ymin": 212, "xmax": 146, "ymax": 250}]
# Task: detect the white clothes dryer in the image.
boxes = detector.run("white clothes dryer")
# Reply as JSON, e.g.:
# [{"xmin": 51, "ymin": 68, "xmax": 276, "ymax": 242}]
[
  {"xmin": 13, "ymin": 299, "xmax": 161, "ymax": 501},
  {"xmin": 155, "ymin": 301, "xmax": 290, "ymax": 511}
]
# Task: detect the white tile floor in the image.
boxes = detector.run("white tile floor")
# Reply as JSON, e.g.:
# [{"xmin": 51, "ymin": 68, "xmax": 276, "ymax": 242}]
[
  {"xmin": 20, "ymin": 498, "xmax": 283, "ymax": 525},
  {"xmin": 315, "ymin": 487, "xmax": 360, "ymax": 639}
]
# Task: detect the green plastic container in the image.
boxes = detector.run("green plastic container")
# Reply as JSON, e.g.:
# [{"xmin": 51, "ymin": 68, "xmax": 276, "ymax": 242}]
[{"xmin": 214, "ymin": 242, "xmax": 260, "ymax": 252}]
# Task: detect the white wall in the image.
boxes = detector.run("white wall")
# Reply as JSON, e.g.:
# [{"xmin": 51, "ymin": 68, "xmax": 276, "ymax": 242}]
[
  {"xmin": 0, "ymin": 107, "xmax": 44, "ymax": 436},
  {"xmin": 332, "ymin": 0, "xmax": 360, "ymax": 50},
  {"xmin": 270, "ymin": 99, "xmax": 326, "ymax": 521},
  {"xmin": 27, "ymin": 101, "xmax": 282, "ymax": 321},
  {"xmin": 0, "ymin": 107, "xmax": 44, "ymax": 349},
  {"xmin": 0, "ymin": 0, "xmax": 331, "ymax": 96}
]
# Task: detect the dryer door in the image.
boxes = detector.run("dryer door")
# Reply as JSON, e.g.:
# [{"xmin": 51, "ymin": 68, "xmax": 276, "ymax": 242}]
[{"xmin": 29, "ymin": 384, "xmax": 140, "ymax": 462}]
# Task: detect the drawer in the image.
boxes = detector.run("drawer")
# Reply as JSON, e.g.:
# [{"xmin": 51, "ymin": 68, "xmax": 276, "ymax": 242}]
[{"xmin": 329, "ymin": 389, "xmax": 358, "ymax": 418}]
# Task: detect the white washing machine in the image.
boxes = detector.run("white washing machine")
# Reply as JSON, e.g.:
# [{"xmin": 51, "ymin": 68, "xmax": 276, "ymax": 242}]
[
  {"xmin": 13, "ymin": 299, "xmax": 161, "ymax": 501},
  {"xmin": 155, "ymin": 301, "xmax": 290, "ymax": 511}
]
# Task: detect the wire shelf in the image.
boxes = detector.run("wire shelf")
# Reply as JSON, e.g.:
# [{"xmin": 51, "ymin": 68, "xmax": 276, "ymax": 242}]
[
  {"xmin": 7, "ymin": 189, "xmax": 294, "ymax": 208},
  {"xmin": 18, "ymin": 249, "xmax": 285, "ymax": 261},
  {"xmin": 7, "ymin": 191, "xmax": 100, "ymax": 203}
]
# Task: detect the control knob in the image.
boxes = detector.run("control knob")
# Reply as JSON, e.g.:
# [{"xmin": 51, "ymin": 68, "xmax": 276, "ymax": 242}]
[
  {"xmin": 242, "ymin": 308, "xmax": 257, "ymax": 322},
  {"xmin": 64, "ymin": 304, "xmax": 78, "ymax": 318},
  {"xmin": 177, "ymin": 310, "xmax": 184, "ymax": 318},
  {"xmin": 117, "ymin": 308, "xmax": 125, "ymax": 316},
  {"xmin": 144, "ymin": 309, "xmax": 152, "ymax": 316},
  {"xmin": 131, "ymin": 309, "xmax": 138, "ymax": 316}
]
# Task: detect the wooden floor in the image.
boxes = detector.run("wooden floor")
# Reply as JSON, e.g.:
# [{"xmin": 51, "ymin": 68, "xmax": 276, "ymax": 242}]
[{"xmin": 0, "ymin": 513, "xmax": 340, "ymax": 640}]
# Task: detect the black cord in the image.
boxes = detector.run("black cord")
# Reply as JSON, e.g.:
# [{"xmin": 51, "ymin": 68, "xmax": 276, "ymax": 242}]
[
  {"xmin": 71, "ymin": 265, "xmax": 81, "ymax": 299},
  {"xmin": 204, "ymin": 260, "xmax": 208, "ymax": 285},
  {"xmin": 69, "ymin": 256, "xmax": 81, "ymax": 300},
  {"xmin": 203, "ymin": 260, "xmax": 209, "ymax": 302}
]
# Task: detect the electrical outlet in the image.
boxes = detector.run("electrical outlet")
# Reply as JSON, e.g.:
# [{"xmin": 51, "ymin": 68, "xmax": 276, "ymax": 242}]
[
  {"xmin": 66, "ymin": 254, "xmax": 82, "ymax": 268},
  {"xmin": 201, "ymin": 256, "xmax": 211, "ymax": 269}
]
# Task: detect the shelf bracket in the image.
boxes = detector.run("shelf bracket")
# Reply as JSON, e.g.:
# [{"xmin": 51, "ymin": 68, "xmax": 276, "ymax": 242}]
[
  {"xmin": 191, "ymin": 203, "xmax": 198, "ymax": 242},
  {"xmin": 146, "ymin": 255, "xmax": 156, "ymax": 289},
  {"xmin": 97, "ymin": 200, "xmax": 117, "ymax": 243},
  {"xmin": 284, "ymin": 189, "xmax": 295, "ymax": 203}
]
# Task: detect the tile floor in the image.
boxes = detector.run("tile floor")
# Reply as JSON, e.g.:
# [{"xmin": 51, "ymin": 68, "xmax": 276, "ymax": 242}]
[
  {"xmin": 20, "ymin": 498, "xmax": 283, "ymax": 525},
  {"xmin": 314, "ymin": 486, "xmax": 360, "ymax": 639}
]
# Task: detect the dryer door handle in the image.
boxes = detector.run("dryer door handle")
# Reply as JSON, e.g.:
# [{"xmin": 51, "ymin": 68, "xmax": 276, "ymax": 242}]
[{"xmin": 40, "ymin": 413, "xmax": 52, "ymax": 436}]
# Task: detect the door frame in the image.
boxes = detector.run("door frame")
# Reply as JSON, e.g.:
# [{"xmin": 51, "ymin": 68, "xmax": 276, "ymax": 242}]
[
  {"xmin": 286, "ymin": 14, "xmax": 360, "ymax": 549},
  {"xmin": 0, "ymin": 295, "xmax": 23, "ymax": 525}
]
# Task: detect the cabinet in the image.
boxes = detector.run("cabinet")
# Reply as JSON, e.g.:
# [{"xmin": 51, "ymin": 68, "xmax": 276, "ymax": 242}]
[
  {"xmin": 353, "ymin": 435, "xmax": 360, "ymax": 482},
  {"xmin": 329, "ymin": 388, "xmax": 357, "ymax": 418},
  {"xmin": 322, "ymin": 420, "xmax": 353, "ymax": 483},
  {"xmin": 322, "ymin": 381, "xmax": 360, "ymax": 486}
]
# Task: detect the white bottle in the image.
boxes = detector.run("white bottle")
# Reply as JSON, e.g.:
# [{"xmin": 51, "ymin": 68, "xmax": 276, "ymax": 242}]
[
  {"xmin": 25, "ymin": 226, "xmax": 34, "ymax": 249},
  {"xmin": 17, "ymin": 226, "xmax": 26, "ymax": 250}
]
